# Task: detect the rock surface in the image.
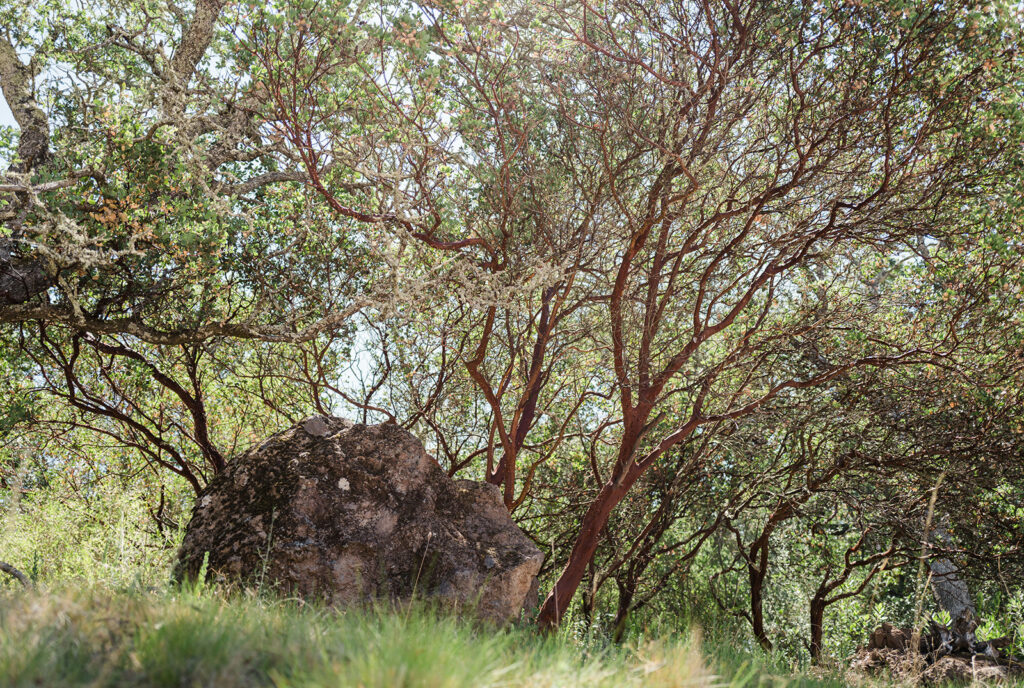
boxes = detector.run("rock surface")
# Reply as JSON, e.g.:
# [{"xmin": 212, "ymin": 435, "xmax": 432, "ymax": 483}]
[
  {"xmin": 849, "ymin": 646, "xmax": 1018, "ymax": 685},
  {"xmin": 869, "ymin": 622, "xmax": 914, "ymax": 651},
  {"xmin": 175, "ymin": 416, "xmax": 544, "ymax": 624},
  {"xmin": 850, "ymin": 622, "xmax": 1024, "ymax": 685}
]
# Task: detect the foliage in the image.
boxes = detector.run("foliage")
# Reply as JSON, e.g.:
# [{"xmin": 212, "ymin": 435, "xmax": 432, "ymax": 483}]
[{"xmin": 0, "ymin": 461, "xmax": 187, "ymax": 589}]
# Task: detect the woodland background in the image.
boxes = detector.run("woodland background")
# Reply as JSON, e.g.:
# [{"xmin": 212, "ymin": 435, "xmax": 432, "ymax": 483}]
[{"xmin": 1, "ymin": 0, "xmax": 1024, "ymax": 681}]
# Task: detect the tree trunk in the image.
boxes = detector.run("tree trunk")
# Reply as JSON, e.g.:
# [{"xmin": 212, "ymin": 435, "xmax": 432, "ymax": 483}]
[
  {"xmin": 930, "ymin": 526, "xmax": 974, "ymax": 622},
  {"xmin": 535, "ymin": 409, "xmax": 704, "ymax": 629},
  {"xmin": 747, "ymin": 535, "xmax": 772, "ymax": 652},
  {"xmin": 612, "ymin": 579, "xmax": 635, "ymax": 643},
  {"xmin": 809, "ymin": 596, "xmax": 826, "ymax": 662},
  {"xmin": 537, "ymin": 479, "xmax": 633, "ymax": 628},
  {"xmin": 749, "ymin": 562, "xmax": 771, "ymax": 651}
]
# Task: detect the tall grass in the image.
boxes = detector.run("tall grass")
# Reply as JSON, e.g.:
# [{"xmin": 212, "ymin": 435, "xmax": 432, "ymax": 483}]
[{"xmin": 0, "ymin": 586, "xmax": 718, "ymax": 688}]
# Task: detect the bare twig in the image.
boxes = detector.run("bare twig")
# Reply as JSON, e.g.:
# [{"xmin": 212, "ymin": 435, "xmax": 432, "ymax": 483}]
[{"xmin": 910, "ymin": 471, "xmax": 947, "ymax": 676}]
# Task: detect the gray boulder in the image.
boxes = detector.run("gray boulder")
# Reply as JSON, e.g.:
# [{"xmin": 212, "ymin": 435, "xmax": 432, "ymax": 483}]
[{"xmin": 175, "ymin": 416, "xmax": 543, "ymax": 624}]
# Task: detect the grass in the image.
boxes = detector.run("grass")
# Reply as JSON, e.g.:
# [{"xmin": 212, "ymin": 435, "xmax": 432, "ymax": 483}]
[
  {"xmin": 0, "ymin": 584, "xmax": 714, "ymax": 688},
  {"xmin": 0, "ymin": 583, "xmax": 873, "ymax": 688},
  {"xmin": 4, "ymin": 586, "xmax": 1024, "ymax": 687}
]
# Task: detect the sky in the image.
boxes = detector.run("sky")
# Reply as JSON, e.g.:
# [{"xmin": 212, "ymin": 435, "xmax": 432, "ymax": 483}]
[
  {"xmin": 0, "ymin": 91, "xmax": 14, "ymax": 128},
  {"xmin": 0, "ymin": 91, "xmax": 14, "ymax": 170}
]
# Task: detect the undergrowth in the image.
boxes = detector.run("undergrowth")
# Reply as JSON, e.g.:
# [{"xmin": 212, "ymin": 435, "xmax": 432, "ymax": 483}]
[
  {"xmin": 3, "ymin": 478, "xmax": 1022, "ymax": 686},
  {"xmin": 0, "ymin": 585, "xmax": 724, "ymax": 688}
]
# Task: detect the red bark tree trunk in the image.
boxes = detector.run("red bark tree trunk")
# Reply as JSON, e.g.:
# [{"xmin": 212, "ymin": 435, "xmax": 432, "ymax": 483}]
[
  {"xmin": 536, "ymin": 420, "xmax": 650, "ymax": 628},
  {"xmin": 537, "ymin": 480, "xmax": 631, "ymax": 628}
]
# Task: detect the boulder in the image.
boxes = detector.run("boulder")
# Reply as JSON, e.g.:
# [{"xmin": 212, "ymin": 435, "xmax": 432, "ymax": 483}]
[{"xmin": 175, "ymin": 416, "xmax": 544, "ymax": 624}]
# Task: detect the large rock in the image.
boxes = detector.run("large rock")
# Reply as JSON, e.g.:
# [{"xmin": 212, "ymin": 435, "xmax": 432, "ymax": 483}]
[{"xmin": 175, "ymin": 416, "xmax": 544, "ymax": 624}]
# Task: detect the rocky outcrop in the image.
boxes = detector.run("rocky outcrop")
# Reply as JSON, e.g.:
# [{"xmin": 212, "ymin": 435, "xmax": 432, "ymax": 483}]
[
  {"xmin": 175, "ymin": 416, "xmax": 543, "ymax": 624},
  {"xmin": 868, "ymin": 622, "xmax": 914, "ymax": 651},
  {"xmin": 850, "ymin": 619, "xmax": 1023, "ymax": 685},
  {"xmin": 850, "ymin": 646, "xmax": 1018, "ymax": 685}
]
